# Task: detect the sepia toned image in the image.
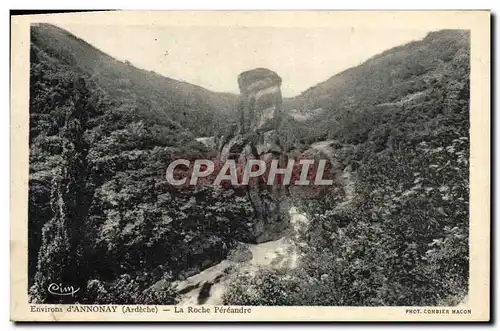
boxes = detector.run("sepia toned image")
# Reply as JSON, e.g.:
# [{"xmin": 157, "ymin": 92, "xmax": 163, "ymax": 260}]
[{"xmin": 10, "ymin": 11, "xmax": 490, "ymax": 322}]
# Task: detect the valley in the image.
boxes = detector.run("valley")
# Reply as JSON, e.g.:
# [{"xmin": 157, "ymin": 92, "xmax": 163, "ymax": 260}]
[{"xmin": 28, "ymin": 24, "xmax": 470, "ymax": 306}]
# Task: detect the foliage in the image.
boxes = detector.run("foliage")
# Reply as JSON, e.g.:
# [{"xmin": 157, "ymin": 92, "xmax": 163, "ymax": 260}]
[
  {"xmin": 222, "ymin": 269, "xmax": 302, "ymax": 306},
  {"xmin": 86, "ymin": 275, "xmax": 178, "ymax": 305},
  {"xmin": 31, "ymin": 76, "xmax": 99, "ymax": 303}
]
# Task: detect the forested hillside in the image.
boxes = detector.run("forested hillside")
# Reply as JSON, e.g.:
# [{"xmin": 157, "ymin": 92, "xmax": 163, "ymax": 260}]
[
  {"xmin": 282, "ymin": 30, "xmax": 469, "ymax": 142},
  {"xmin": 225, "ymin": 30, "xmax": 471, "ymax": 306},
  {"xmin": 30, "ymin": 23, "xmax": 238, "ymax": 137},
  {"xmin": 28, "ymin": 24, "xmax": 249, "ymax": 304}
]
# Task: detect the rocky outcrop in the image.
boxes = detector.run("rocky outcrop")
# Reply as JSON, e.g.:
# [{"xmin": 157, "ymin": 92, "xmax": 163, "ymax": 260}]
[
  {"xmin": 220, "ymin": 68, "xmax": 290, "ymax": 243},
  {"xmin": 237, "ymin": 68, "xmax": 282, "ymax": 133},
  {"xmin": 195, "ymin": 136, "xmax": 216, "ymax": 150}
]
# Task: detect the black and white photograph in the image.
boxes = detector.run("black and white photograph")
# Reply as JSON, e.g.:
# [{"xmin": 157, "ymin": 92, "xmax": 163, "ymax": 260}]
[{"xmin": 9, "ymin": 10, "xmax": 490, "ymax": 322}]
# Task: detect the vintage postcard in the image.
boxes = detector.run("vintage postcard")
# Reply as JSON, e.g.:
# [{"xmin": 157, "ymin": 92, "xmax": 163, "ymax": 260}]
[{"xmin": 10, "ymin": 11, "xmax": 490, "ymax": 322}]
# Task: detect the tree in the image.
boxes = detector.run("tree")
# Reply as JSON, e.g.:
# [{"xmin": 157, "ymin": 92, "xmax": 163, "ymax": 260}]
[{"xmin": 31, "ymin": 77, "xmax": 97, "ymax": 303}]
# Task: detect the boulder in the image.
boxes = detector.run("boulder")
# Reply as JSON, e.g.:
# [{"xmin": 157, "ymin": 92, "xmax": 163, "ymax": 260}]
[{"xmin": 195, "ymin": 136, "xmax": 216, "ymax": 150}]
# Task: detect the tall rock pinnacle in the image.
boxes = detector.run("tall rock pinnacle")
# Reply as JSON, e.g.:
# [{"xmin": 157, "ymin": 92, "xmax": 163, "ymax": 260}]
[
  {"xmin": 220, "ymin": 68, "xmax": 290, "ymax": 243},
  {"xmin": 236, "ymin": 68, "xmax": 283, "ymax": 152}
]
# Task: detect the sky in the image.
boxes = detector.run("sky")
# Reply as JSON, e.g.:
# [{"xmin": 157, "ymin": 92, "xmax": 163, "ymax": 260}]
[{"xmin": 56, "ymin": 24, "xmax": 432, "ymax": 97}]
